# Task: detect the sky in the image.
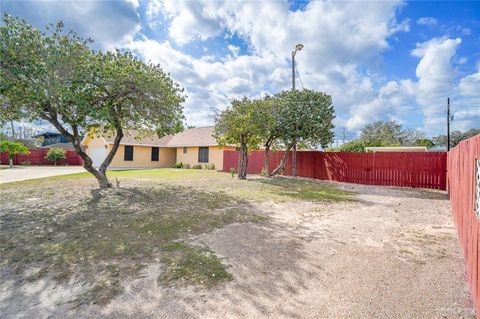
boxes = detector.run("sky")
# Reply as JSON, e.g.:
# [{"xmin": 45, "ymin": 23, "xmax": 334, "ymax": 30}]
[{"xmin": 1, "ymin": 0, "xmax": 479, "ymax": 140}]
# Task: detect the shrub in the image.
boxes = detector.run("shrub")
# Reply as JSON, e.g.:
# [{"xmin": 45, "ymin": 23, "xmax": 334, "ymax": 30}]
[
  {"xmin": 209, "ymin": 163, "xmax": 215, "ymax": 170},
  {"xmin": 184, "ymin": 163, "xmax": 191, "ymax": 169},
  {"xmin": 20, "ymin": 160, "xmax": 31, "ymax": 166},
  {"xmin": 174, "ymin": 162, "xmax": 184, "ymax": 168},
  {"xmin": 229, "ymin": 167, "xmax": 236, "ymax": 178},
  {"xmin": 192, "ymin": 164, "xmax": 203, "ymax": 169},
  {"xmin": 45, "ymin": 147, "xmax": 66, "ymax": 166}
]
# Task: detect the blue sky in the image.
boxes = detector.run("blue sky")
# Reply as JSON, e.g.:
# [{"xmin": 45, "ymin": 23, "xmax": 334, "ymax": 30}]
[{"xmin": 2, "ymin": 0, "xmax": 479, "ymax": 140}]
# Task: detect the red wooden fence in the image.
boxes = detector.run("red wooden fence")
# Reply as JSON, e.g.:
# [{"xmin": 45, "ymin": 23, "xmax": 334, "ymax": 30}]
[
  {"xmin": 447, "ymin": 134, "xmax": 480, "ymax": 314},
  {"xmin": 223, "ymin": 150, "xmax": 447, "ymax": 190},
  {"xmin": 0, "ymin": 148, "xmax": 83, "ymax": 166}
]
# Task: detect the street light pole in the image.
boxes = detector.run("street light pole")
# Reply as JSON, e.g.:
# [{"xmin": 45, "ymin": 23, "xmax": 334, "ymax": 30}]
[
  {"xmin": 291, "ymin": 44, "xmax": 303, "ymax": 177},
  {"xmin": 291, "ymin": 43, "xmax": 303, "ymax": 91}
]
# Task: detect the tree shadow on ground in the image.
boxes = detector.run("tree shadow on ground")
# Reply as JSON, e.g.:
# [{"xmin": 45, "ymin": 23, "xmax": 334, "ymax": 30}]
[{"xmin": 0, "ymin": 184, "xmax": 264, "ymax": 317}]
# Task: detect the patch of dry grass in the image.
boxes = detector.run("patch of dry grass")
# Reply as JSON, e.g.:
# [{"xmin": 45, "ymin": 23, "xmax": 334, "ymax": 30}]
[{"xmin": 0, "ymin": 180, "xmax": 262, "ymax": 305}]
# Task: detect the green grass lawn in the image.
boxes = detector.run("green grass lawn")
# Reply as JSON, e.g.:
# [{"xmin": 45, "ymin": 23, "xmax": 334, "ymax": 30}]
[{"xmin": 0, "ymin": 169, "xmax": 352, "ymax": 305}]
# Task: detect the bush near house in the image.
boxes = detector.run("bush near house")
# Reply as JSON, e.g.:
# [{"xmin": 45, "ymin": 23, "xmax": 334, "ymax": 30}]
[{"xmin": 45, "ymin": 147, "xmax": 66, "ymax": 166}]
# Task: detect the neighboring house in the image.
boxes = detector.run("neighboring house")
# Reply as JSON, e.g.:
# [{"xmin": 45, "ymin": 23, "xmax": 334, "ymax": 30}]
[
  {"xmin": 33, "ymin": 132, "xmax": 81, "ymax": 150},
  {"xmin": 81, "ymin": 126, "xmax": 234, "ymax": 170},
  {"xmin": 365, "ymin": 146, "xmax": 427, "ymax": 153}
]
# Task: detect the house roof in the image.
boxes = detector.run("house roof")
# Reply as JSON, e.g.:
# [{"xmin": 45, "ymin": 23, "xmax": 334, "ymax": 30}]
[
  {"xmin": 41, "ymin": 142, "xmax": 76, "ymax": 150},
  {"xmin": 33, "ymin": 131, "xmax": 63, "ymax": 138},
  {"xmin": 96, "ymin": 126, "xmax": 218, "ymax": 147},
  {"xmin": 166, "ymin": 126, "xmax": 218, "ymax": 147},
  {"xmin": 102, "ymin": 130, "xmax": 175, "ymax": 146}
]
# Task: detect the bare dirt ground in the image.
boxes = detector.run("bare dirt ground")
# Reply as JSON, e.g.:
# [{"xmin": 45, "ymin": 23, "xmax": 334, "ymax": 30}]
[
  {"xmin": 80, "ymin": 183, "xmax": 474, "ymax": 318},
  {"xmin": 0, "ymin": 172, "xmax": 475, "ymax": 318}
]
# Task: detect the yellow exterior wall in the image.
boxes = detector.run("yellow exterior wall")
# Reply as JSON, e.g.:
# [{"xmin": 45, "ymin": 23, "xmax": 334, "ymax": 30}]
[
  {"xmin": 84, "ymin": 135, "xmax": 107, "ymax": 150},
  {"xmin": 108, "ymin": 145, "xmax": 176, "ymax": 168},
  {"xmin": 176, "ymin": 146, "xmax": 234, "ymax": 171}
]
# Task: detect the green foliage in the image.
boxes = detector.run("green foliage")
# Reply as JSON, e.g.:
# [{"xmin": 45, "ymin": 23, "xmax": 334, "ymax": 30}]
[
  {"xmin": 174, "ymin": 162, "xmax": 184, "ymax": 168},
  {"xmin": 214, "ymin": 98, "xmax": 267, "ymax": 179},
  {"xmin": 360, "ymin": 120, "xmax": 425, "ymax": 146},
  {"xmin": 0, "ymin": 15, "xmax": 185, "ymax": 186},
  {"xmin": 414, "ymin": 138, "xmax": 434, "ymax": 148},
  {"xmin": 432, "ymin": 128, "xmax": 480, "ymax": 147},
  {"xmin": 336, "ymin": 139, "xmax": 401, "ymax": 152},
  {"xmin": 272, "ymin": 89, "xmax": 335, "ymax": 148},
  {"xmin": 0, "ymin": 140, "xmax": 29, "ymax": 160},
  {"xmin": 192, "ymin": 164, "xmax": 203, "ymax": 169},
  {"xmin": 45, "ymin": 147, "xmax": 66, "ymax": 165},
  {"xmin": 214, "ymin": 97, "xmax": 265, "ymax": 150},
  {"xmin": 184, "ymin": 163, "xmax": 191, "ymax": 169},
  {"xmin": 336, "ymin": 140, "xmax": 368, "ymax": 152},
  {"xmin": 229, "ymin": 167, "xmax": 236, "ymax": 178}
]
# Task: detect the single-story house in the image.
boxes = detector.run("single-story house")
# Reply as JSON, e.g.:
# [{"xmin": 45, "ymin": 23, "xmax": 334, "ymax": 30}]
[{"xmin": 81, "ymin": 126, "xmax": 234, "ymax": 170}]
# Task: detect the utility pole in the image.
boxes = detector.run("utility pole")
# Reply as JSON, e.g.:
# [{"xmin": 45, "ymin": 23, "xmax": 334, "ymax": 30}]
[
  {"xmin": 447, "ymin": 97, "xmax": 450, "ymax": 151},
  {"xmin": 342, "ymin": 127, "xmax": 346, "ymax": 144}
]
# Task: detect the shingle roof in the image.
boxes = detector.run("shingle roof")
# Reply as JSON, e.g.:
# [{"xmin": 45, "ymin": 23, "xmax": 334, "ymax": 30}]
[
  {"xmin": 166, "ymin": 126, "xmax": 218, "ymax": 147},
  {"xmin": 102, "ymin": 127, "xmax": 218, "ymax": 147}
]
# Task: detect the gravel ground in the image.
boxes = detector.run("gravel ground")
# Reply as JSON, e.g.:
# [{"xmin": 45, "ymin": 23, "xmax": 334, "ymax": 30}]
[
  {"xmin": 75, "ymin": 182, "xmax": 475, "ymax": 318},
  {"xmin": 1, "ymin": 179, "xmax": 475, "ymax": 318}
]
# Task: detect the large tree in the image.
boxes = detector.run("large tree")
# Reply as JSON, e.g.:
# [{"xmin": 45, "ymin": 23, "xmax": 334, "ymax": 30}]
[
  {"xmin": 360, "ymin": 120, "xmax": 426, "ymax": 146},
  {"xmin": 432, "ymin": 128, "xmax": 480, "ymax": 148},
  {"xmin": 214, "ymin": 98, "xmax": 264, "ymax": 179},
  {"xmin": 270, "ymin": 89, "xmax": 335, "ymax": 176},
  {"xmin": 0, "ymin": 15, "xmax": 184, "ymax": 188}
]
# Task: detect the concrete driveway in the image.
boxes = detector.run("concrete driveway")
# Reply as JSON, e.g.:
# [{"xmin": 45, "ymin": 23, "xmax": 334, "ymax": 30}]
[{"xmin": 0, "ymin": 166, "xmax": 85, "ymax": 184}]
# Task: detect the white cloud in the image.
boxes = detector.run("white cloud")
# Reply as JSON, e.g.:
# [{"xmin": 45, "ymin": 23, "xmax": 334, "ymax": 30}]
[
  {"xmin": 1, "ymin": 0, "xmax": 141, "ymax": 50},
  {"xmin": 411, "ymin": 37, "xmax": 462, "ymax": 130},
  {"xmin": 416, "ymin": 17, "xmax": 438, "ymax": 27},
  {"xmin": 3, "ymin": 0, "xmax": 478, "ymax": 136},
  {"xmin": 133, "ymin": 0, "xmax": 412, "ymax": 130}
]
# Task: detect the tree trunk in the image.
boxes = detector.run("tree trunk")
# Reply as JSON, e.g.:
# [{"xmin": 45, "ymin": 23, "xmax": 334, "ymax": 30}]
[
  {"xmin": 263, "ymin": 138, "xmax": 273, "ymax": 177},
  {"xmin": 292, "ymin": 141, "xmax": 297, "ymax": 177},
  {"xmin": 264, "ymin": 144, "xmax": 270, "ymax": 177},
  {"xmin": 271, "ymin": 143, "xmax": 293, "ymax": 176},
  {"xmin": 45, "ymin": 116, "xmax": 123, "ymax": 188},
  {"xmin": 54, "ymin": 160, "xmax": 57, "ymax": 166},
  {"xmin": 238, "ymin": 139, "xmax": 248, "ymax": 180},
  {"xmin": 9, "ymin": 156, "xmax": 13, "ymax": 168}
]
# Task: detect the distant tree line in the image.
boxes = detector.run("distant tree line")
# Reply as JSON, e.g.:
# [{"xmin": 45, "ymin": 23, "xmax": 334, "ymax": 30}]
[{"xmin": 334, "ymin": 120, "xmax": 479, "ymax": 152}]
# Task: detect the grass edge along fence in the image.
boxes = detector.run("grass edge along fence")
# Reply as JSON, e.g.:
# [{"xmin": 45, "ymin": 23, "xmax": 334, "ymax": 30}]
[
  {"xmin": 0, "ymin": 148, "xmax": 83, "ymax": 166},
  {"xmin": 447, "ymin": 134, "xmax": 480, "ymax": 314},
  {"xmin": 223, "ymin": 150, "xmax": 447, "ymax": 190}
]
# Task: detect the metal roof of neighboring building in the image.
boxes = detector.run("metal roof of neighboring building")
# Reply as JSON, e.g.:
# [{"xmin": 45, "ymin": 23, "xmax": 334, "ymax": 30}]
[{"xmin": 365, "ymin": 146, "xmax": 427, "ymax": 153}]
